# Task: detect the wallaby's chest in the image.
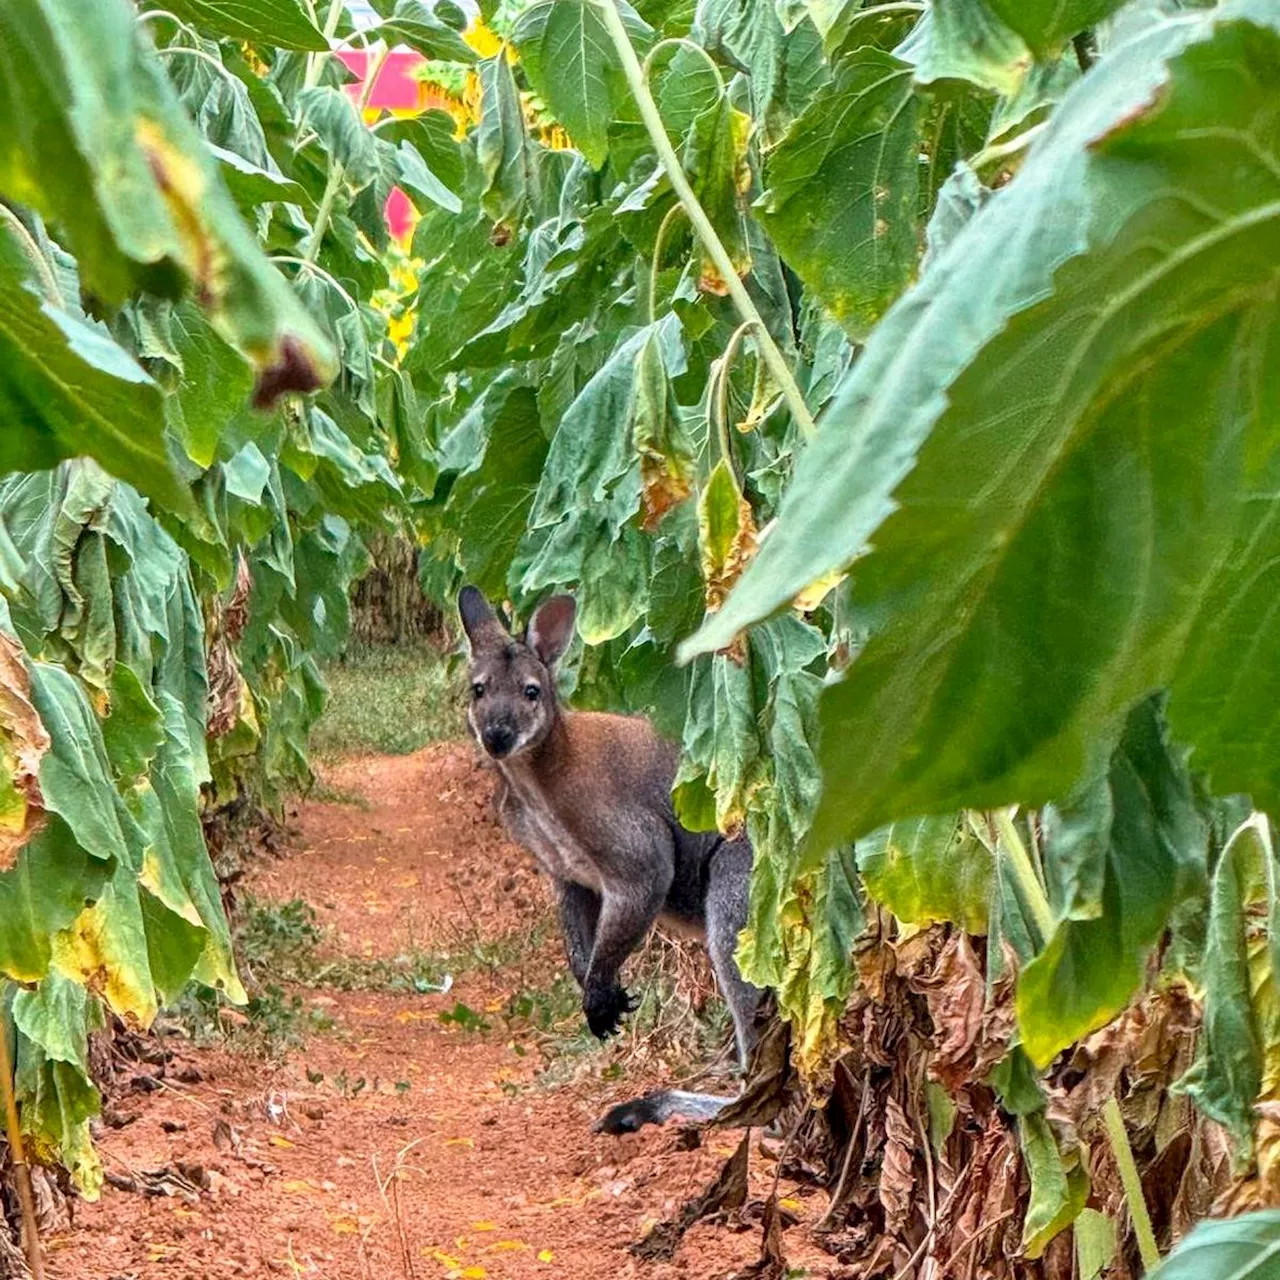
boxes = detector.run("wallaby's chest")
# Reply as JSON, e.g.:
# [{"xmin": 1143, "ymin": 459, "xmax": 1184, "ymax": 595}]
[{"xmin": 496, "ymin": 770, "xmax": 604, "ymax": 892}]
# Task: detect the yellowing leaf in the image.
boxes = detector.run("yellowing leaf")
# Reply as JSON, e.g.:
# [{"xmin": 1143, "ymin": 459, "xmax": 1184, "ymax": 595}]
[
  {"xmin": 792, "ymin": 569, "xmax": 845, "ymax": 613},
  {"xmin": 537, "ymin": 1249, "xmax": 554, "ymax": 1263},
  {"xmin": 269, "ymin": 1134, "xmax": 296, "ymax": 1148}
]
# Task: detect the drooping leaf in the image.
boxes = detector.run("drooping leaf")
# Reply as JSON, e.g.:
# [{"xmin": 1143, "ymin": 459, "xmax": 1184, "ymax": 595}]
[
  {"xmin": 161, "ymin": 0, "xmax": 328, "ymax": 50},
  {"xmin": 1019, "ymin": 1109, "xmax": 1088, "ymax": 1257},
  {"xmin": 897, "ymin": 0, "xmax": 1032, "ymax": 96},
  {"xmin": 1178, "ymin": 814, "xmax": 1280, "ymax": 1162},
  {"xmin": 0, "ymin": 0, "xmax": 337, "ymax": 403},
  {"xmin": 449, "ymin": 387, "xmax": 548, "ymax": 597},
  {"xmin": 685, "ymin": 7, "xmax": 1280, "ymax": 849},
  {"xmin": 0, "ymin": 817, "xmax": 108, "ymax": 982},
  {"xmin": 477, "ymin": 53, "xmax": 533, "ymax": 227},
  {"xmin": 698, "ymin": 460, "xmax": 756, "ymax": 615},
  {"xmin": 12, "ymin": 973, "xmax": 104, "ymax": 1196},
  {"xmin": 376, "ymin": 0, "xmax": 479, "ymax": 62},
  {"xmin": 986, "ymin": 0, "xmax": 1128, "ymax": 59},
  {"xmin": 0, "ymin": 617, "xmax": 49, "ymax": 870},
  {"xmin": 682, "ymin": 94, "xmax": 752, "ymax": 292},
  {"xmin": 857, "ymin": 812, "xmax": 994, "ymax": 935},
  {"xmin": 1016, "ymin": 698, "xmax": 1206, "ymax": 1067},
  {"xmin": 0, "ymin": 227, "xmax": 191, "ymax": 514},
  {"xmin": 756, "ymin": 49, "xmax": 920, "ymax": 338}
]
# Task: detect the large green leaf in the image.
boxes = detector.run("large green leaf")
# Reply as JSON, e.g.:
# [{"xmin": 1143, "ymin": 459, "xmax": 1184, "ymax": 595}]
[
  {"xmin": 535, "ymin": 0, "xmax": 616, "ymax": 169},
  {"xmin": 1016, "ymin": 698, "xmax": 1206, "ymax": 1067},
  {"xmin": 375, "ymin": 0, "xmax": 478, "ymax": 62},
  {"xmin": 0, "ymin": 818, "xmax": 108, "ymax": 982},
  {"xmin": 12, "ymin": 973, "xmax": 104, "ymax": 1196},
  {"xmin": 756, "ymin": 49, "xmax": 919, "ymax": 339},
  {"xmin": 162, "ymin": 0, "xmax": 328, "ymax": 50},
  {"xmin": 897, "ymin": 0, "xmax": 1031, "ymax": 96},
  {"xmin": 686, "ymin": 6, "xmax": 1280, "ymax": 849},
  {"xmin": 0, "ymin": 228, "xmax": 190, "ymax": 513},
  {"xmin": 1149, "ymin": 1211, "xmax": 1280, "ymax": 1279},
  {"xmin": 0, "ymin": 0, "xmax": 336, "ymax": 402},
  {"xmin": 449, "ymin": 387, "xmax": 548, "ymax": 597},
  {"xmin": 986, "ymin": 0, "xmax": 1127, "ymax": 59},
  {"xmin": 857, "ymin": 812, "xmax": 993, "ymax": 935}
]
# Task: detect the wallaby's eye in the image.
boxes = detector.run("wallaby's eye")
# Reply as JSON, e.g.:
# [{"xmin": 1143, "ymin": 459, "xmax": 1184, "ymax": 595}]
[
  {"xmin": 471, "ymin": 681, "xmax": 485, "ymax": 700},
  {"xmin": 523, "ymin": 684, "xmax": 541, "ymax": 702}
]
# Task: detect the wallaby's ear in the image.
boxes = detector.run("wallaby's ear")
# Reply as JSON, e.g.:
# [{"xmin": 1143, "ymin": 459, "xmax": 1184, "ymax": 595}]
[
  {"xmin": 528, "ymin": 595, "xmax": 576, "ymax": 668},
  {"xmin": 457, "ymin": 585, "xmax": 507, "ymax": 653}
]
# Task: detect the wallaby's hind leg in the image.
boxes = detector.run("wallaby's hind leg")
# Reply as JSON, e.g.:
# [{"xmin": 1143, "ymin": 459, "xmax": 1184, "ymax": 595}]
[
  {"xmin": 706, "ymin": 838, "xmax": 764, "ymax": 1067},
  {"xmin": 595, "ymin": 839, "xmax": 762, "ymax": 1136}
]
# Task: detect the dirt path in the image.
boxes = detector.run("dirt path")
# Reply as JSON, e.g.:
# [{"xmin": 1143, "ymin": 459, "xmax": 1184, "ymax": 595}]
[{"xmin": 52, "ymin": 745, "xmax": 834, "ymax": 1280}]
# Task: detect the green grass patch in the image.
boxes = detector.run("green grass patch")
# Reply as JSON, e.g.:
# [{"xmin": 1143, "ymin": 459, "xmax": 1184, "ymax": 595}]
[{"xmin": 310, "ymin": 641, "xmax": 463, "ymax": 759}]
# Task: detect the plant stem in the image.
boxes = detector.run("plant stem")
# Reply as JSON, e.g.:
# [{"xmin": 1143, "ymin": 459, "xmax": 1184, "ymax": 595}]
[
  {"xmin": 641, "ymin": 37, "xmax": 726, "ymax": 96},
  {"xmin": 1103, "ymin": 1095, "xmax": 1160, "ymax": 1273},
  {"xmin": 993, "ymin": 808, "xmax": 1054, "ymax": 941},
  {"xmin": 712, "ymin": 321, "xmax": 754, "ymax": 495},
  {"xmin": 0, "ymin": 996, "xmax": 45, "ymax": 1280},
  {"xmin": 304, "ymin": 0, "xmax": 349, "ymax": 90},
  {"xmin": 648, "ymin": 202, "xmax": 687, "ymax": 324},
  {"xmin": 305, "ymin": 164, "xmax": 345, "ymax": 263},
  {"xmin": 304, "ymin": 44, "xmax": 389, "ymax": 263},
  {"xmin": 594, "ymin": 0, "xmax": 816, "ymax": 440}
]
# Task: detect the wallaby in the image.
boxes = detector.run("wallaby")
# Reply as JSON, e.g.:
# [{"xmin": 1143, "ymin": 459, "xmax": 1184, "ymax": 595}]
[{"xmin": 458, "ymin": 585, "xmax": 763, "ymax": 1133}]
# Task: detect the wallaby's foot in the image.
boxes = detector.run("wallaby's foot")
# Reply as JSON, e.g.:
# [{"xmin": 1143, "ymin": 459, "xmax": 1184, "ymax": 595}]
[
  {"xmin": 584, "ymin": 982, "xmax": 637, "ymax": 1039},
  {"xmin": 594, "ymin": 1089, "xmax": 731, "ymax": 1135}
]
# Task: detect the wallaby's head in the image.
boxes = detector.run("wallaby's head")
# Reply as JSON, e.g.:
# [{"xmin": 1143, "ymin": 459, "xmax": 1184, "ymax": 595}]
[{"xmin": 457, "ymin": 586, "xmax": 576, "ymax": 761}]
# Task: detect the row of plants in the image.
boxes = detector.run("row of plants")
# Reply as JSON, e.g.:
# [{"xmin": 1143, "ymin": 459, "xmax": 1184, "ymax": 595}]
[{"xmin": 0, "ymin": 0, "xmax": 1276, "ymax": 1275}]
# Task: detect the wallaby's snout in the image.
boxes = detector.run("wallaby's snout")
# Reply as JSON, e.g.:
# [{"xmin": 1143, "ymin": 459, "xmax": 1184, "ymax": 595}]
[{"xmin": 480, "ymin": 720, "xmax": 517, "ymax": 759}]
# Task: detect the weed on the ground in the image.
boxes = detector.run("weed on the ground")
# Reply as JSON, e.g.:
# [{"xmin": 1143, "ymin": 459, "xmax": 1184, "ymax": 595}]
[{"xmin": 310, "ymin": 641, "xmax": 463, "ymax": 759}]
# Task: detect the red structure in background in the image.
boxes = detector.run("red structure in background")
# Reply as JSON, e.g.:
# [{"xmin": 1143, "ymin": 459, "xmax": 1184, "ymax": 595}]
[{"xmin": 338, "ymin": 49, "xmax": 445, "ymax": 241}]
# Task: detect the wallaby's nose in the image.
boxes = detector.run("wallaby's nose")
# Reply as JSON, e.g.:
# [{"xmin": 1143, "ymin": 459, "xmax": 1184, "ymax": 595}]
[{"xmin": 482, "ymin": 724, "xmax": 516, "ymax": 758}]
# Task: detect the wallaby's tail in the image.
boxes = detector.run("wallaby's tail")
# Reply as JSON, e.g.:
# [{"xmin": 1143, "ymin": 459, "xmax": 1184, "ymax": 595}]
[{"xmin": 593, "ymin": 1089, "xmax": 732, "ymax": 1135}]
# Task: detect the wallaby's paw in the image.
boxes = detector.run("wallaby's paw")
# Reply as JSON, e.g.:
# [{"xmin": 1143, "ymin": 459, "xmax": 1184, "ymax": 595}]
[
  {"xmin": 594, "ymin": 1093, "xmax": 665, "ymax": 1135},
  {"xmin": 584, "ymin": 983, "xmax": 636, "ymax": 1039}
]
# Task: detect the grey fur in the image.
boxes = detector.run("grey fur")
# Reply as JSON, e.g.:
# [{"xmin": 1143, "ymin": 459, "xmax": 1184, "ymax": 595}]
[{"xmin": 458, "ymin": 586, "xmax": 763, "ymax": 1131}]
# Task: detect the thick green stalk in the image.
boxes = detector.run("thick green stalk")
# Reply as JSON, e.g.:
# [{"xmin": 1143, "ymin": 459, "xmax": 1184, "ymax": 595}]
[
  {"xmin": 1103, "ymin": 1095, "xmax": 1160, "ymax": 1273},
  {"xmin": 993, "ymin": 808, "xmax": 1054, "ymax": 941},
  {"xmin": 304, "ymin": 44, "xmax": 389, "ymax": 263},
  {"xmin": 304, "ymin": 0, "xmax": 348, "ymax": 89},
  {"xmin": 593, "ymin": 0, "xmax": 816, "ymax": 440}
]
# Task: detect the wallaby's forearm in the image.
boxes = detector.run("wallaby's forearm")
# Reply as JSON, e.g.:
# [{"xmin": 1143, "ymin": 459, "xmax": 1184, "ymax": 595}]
[
  {"xmin": 557, "ymin": 880, "xmax": 599, "ymax": 988},
  {"xmin": 583, "ymin": 879, "xmax": 669, "ymax": 1036}
]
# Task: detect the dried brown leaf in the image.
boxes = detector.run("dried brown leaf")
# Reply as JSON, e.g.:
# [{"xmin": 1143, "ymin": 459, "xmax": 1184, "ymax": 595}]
[
  {"xmin": 879, "ymin": 1095, "xmax": 916, "ymax": 1235},
  {"xmin": 630, "ymin": 1131, "xmax": 749, "ymax": 1261}
]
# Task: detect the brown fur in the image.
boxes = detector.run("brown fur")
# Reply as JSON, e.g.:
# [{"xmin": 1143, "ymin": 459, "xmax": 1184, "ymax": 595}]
[{"xmin": 457, "ymin": 587, "xmax": 762, "ymax": 1131}]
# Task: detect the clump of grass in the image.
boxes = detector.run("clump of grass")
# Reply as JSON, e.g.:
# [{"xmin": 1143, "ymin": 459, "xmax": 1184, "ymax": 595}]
[{"xmin": 310, "ymin": 641, "xmax": 463, "ymax": 760}]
